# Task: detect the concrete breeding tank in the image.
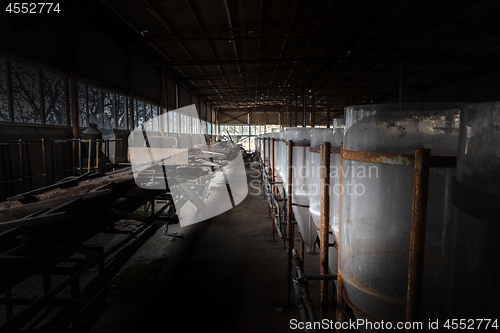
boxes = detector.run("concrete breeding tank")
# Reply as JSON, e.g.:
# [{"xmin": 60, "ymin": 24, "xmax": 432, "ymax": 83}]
[
  {"xmin": 447, "ymin": 102, "xmax": 500, "ymax": 324},
  {"xmin": 339, "ymin": 104, "xmax": 461, "ymax": 330},
  {"xmin": 286, "ymin": 128, "xmax": 313, "ymax": 251}
]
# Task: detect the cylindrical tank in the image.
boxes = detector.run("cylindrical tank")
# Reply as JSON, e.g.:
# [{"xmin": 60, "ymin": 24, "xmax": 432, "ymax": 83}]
[
  {"xmin": 446, "ymin": 102, "xmax": 500, "ymax": 324},
  {"xmin": 286, "ymin": 128, "xmax": 314, "ymax": 251},
  {"xmin": 339, "ymin": 104, "xmax": 461, "ymax": 330},
  {"xmin": 279, "ymin": 128, "xmax": 292, "ymax": 192},
  {"xmin": 272, "ymin": 129, "xmax": 282, "ymax": 183},
  {"xmin": 262, "ymin": 133, "xmax": 269, "ymax": 171},
  {"xmin": 308, "ymin": 121, "xmax": 345, "ymax": 271}
]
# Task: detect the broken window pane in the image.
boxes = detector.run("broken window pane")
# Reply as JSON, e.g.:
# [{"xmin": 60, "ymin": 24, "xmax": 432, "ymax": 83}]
[
  {"xmin": 78, "ymin": 82, "xmax": 87, "ymax": 127},
  {"xmin": 0, "ymin": 57, "xmax": 9, "ymax": 122},
  {"xmin": 103, "ymin": 91, "xmax": 115, "ymax": 128},
  {"xmin": 116, "ymin": 94, "xmax": 127, "ymax": 129},
  {"xmin": 10, "ymin": 60, "xmax": 41, "ymax": 124},
  {"xmin": 43, "ymin": 70, "xmax": 67, "ymax": 126}
]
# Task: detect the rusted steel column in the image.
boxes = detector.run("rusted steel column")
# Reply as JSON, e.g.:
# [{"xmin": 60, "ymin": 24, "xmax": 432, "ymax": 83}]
[
  {"xmin": 271, "ymin": 138, "xmax": 275, "ymax": 184},
  {"xmin": 249, "ymin": 112, "xmax": 252, "ymax": 151},
  {"xmin": 286, "ymin": 140, "xmax": 294, "ymax": 302},
  {"xmin": 267, "ymin": 138, "xmax": 271, "ymax": 176},
  {"xmin": 271, "ymin": 137, "xmax": 276, "ymax": 241},
  {"xmin": 336, "ymin": 143, "xmax": 345, "ymax": 332},
  {"xmin": 405, "ymin": 148, "xmax": 430, "ymax": 333},
  {"xmin": 320, "ymin": 142, "xmax": 331, "ymax": 319}
]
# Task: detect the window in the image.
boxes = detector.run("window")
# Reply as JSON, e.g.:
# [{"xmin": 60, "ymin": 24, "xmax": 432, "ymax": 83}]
[
  {"xmin": 10, "ymin": 60, "xmax": 41, "ymax": 124},
  {"xmin": 162, "ymin": 108, "xmax": 168, "ymax": 132},
  {"xmin": 144, "ymin": 103, "xmax": 152, "ymax": 130},
  {"xmin": 168, "ymin": 111, "xmax": 178, "ymax": 134},
  {"xmin": 201, "ymin": 120, "xmax": 206, "ymax": 134},
  {"xmin": 43, "ymin": 71, "xmax": 67, "ymax": 126},
  {"xmin": 103, "ymin": 91, "xmax": 115, "ymax": 128},
  {"xmin": 87, "ymin": 85, "xmax": 102, "ymax": 125},
  {"xmin": 136, "ymin": 100, "xmax": 144, "ymax": 129},
  {"xmin": 192, "ymin": 117, "xmax": 199, "ymax": 134},
  {"xmin": 0, "ymin": 57, "xmax": 9, "ymax": 122},
  {"xmin": 152, "ymin": 105, "xmax": 158, "ymax": 131},
  {"xmin": 78, "ymin": 82, "xmax": 87, "ymax": 127},
  {"xmin": 116, "ymin": 94, "xmax": 127, "ymax": 129},
  {"xmin": 181, "ymin": 114, "xmax": 190, "ymax": 134}
]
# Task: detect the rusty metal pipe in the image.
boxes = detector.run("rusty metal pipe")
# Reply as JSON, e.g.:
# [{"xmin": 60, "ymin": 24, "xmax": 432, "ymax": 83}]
[
  {"xmin": 405, "ymin": 148, "xmax": 430, "ymax": 333},
  {"xmin": 320, "ymin": 142, "xmax": 331, "ymax": 320},
  {"xmin": 336, "ymin": 143, "xmax": 345, "ymax": 332},
  {"xmin": 286, "ymin": 139, "xmax": 294, "ymax": 302},
  {"xmin": 267, "ymin": 138, "xmax": 271, "ymax": 177},
  {"xmin": 271, "ymin": 137, "xmax": 276, "ymax": 240}
]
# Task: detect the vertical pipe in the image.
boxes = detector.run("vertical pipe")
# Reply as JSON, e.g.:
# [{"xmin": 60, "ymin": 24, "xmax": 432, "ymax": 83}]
[
  {"xmin": 303, "ymin": 61, "xmax": 307, "ymax": 127},
  {"xmin": 271, "ymin": 137, "xmax": 276, "ymax": 239},
  {"xmin": 320, "ymin": 142, "xmax": 331, "ymax": 320},
  {"xmin": 271, "ymin": 138, "xmax": 275, "ymax": 185},
  {"xmin": 405, "ymin": 148, "xmax": 430, "ymax": 332},
  {"xmin": 267, "ymin": 137, "xmax": 271, "ymax": 177},
  {"xmin": 87, "ymin": 140, "xmax": 92, "ymax": 172},
  {"xmin": 96, "ymin": 141, "xmax": 99, "ymax": 172},
  {"xmin": 327, "ymin": 69, "xmax": 331, "ymax": 128},
  {"xmin": 248, "ymin": 111, "xmax": 252, "ymax": 151},
  {"xmin": 336, "ymin": 143, "xmax": 345, "ymax": 332},
  {"xmin": 286, "ymin": 140, "xmax": 294, "ymax": 302},
  {"xmin": 78, "ymin": 139, "xmax": 82, "ymax": 176},
  {"xmin": 217, "ymin": 110, "xmax": 221, "ymax": 140}
]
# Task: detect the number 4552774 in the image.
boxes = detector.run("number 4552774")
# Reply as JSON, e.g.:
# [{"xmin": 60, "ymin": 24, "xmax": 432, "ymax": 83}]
[
  {"xmin": 6, "ymin": 3, "xmax": 61, "ymax": 14},
  {"xmin": 444, "ymin": 319, "xmax": 498, "ymax": 330}
]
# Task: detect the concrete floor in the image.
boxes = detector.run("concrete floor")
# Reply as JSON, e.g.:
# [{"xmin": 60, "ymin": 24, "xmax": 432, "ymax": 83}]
[{"xmin": 90, "ymin": 164, "xmax": 333, "ymax": 333}]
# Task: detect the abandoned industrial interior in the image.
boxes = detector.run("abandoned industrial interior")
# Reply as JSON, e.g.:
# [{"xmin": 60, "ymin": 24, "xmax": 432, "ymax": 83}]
[{"xmin": 0, "ymin": 0, "xmax": 499, "ymax": 332}]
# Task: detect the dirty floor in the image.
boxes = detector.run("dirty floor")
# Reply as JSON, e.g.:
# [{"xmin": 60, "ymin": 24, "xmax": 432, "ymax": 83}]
[{"xmin": 90, "ymin": 164, "xmax": 334, "ymax": 333}]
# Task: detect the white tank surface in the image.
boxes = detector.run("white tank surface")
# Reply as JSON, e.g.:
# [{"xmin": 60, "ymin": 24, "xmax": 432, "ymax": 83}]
[
  {"xmin": 308, "ymin": 121, "xmax": 345, "ymax": 273},
  {"xmin": 279, "ymin": 127, "xmax": 294, "ymax": 193},
  {"xmin": 309, "ymin": 127, "xmax": 334, "ymax": 232},
  {"xmin": 285, "ymin": 127, "xmax": 314, "ymax": 252},
  {"xmin": 447, "ymin": 102, "xmax": 500, "ymax": 323},
  {"xmin": 275, "ymin": 129, "xmax": 285, "ymax": 184},
  {"xmin": 339, "ymin": 104, "xmax": 461, "ymax": 329}
]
